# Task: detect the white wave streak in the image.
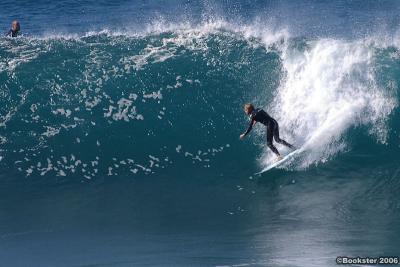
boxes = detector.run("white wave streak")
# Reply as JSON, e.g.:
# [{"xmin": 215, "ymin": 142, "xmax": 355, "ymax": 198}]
[{"xmin": 266, "ymin": 39, "xmax": 397, "ymax": 168}]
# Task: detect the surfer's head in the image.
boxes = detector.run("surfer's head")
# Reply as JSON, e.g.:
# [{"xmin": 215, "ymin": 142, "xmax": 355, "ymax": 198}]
[
  {"xmin": 244, "ymin": 103, "xmax": 254, "ymax": 115},
  {"xmin": 11, "ymin": 20, "xmax": 20, "ymax": 32}
]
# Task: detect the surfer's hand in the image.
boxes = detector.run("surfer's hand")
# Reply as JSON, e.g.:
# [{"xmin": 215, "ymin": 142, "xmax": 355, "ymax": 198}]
[{"xmin": 239, "ymin": 134, "xmax": 245, "ymax": 140}]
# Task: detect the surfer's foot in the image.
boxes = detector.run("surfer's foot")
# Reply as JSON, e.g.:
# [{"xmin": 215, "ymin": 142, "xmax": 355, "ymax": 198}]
[{"xmin": 276, "ymin": 155, "xmax": 283, "ymax": 162}]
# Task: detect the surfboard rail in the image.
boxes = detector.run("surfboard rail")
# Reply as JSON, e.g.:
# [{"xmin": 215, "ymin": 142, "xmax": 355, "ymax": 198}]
[{"xmin": 255, "ymin": 148, "xmax": 301, "ymax": 175}]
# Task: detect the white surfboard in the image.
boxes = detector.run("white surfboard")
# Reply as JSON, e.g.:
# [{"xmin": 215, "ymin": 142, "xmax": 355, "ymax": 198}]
[{"xmin": 255, "ymin": 149, "xmax": 301, "ymax": 175}]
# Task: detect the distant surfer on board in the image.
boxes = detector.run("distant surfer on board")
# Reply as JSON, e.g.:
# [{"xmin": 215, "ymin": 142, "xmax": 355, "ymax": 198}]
[{"xmin": 240, "ymin": 103, "xmax": 295, "ymax": 161}]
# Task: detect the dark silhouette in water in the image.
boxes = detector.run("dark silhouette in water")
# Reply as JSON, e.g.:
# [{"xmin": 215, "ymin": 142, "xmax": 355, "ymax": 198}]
[
  {"xmin": 6, "ymin": 20, "xmax": 20, "ymax": 37},
  {"xmin": 240, "ymin": 103, "xmax": 295, "ymax": 160}
]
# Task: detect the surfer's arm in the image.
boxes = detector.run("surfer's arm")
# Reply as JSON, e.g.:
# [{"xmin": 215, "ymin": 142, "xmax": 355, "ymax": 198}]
[{"xmin": 240, "ymin": 119, "xmax": 256, "ymax": 139}]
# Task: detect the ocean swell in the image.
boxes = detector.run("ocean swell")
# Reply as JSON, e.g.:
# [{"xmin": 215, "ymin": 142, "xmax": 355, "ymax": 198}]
[{"xmin": 0, "ymin": 22, "xmax": 398, "ymax": 180}]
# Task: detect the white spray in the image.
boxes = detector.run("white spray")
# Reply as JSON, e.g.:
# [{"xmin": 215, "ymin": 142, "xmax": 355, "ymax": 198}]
[{"xmin": 262, "ymin": 38, "xmax": 397, "ymax": 169}]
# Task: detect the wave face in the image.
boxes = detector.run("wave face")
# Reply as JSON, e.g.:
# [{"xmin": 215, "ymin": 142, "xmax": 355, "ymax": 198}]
[{"xmin": 0, "ymin": 23, "xmax": 399, "ymax": 181}]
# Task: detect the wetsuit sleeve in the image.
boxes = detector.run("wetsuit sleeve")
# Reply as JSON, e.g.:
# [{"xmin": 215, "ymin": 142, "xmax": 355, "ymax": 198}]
[
  {"xmin": 5, "ymin": 30, "xmax": 11, "ymax": 37},
  {"xmin": 243, "ymin": 117, "xmax": 255, "ymax": 136}
]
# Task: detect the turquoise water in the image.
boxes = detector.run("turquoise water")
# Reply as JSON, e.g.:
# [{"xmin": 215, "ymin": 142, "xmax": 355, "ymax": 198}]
[{"xmin": 1, "ymin": 1, "xmax": 400, "ymax": 266}]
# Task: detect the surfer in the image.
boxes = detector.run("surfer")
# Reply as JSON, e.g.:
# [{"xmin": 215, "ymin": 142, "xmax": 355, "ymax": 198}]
[
  {"xmin": 6, "ymin": 21, "xmax": 20, "ymax": 37},
  {"xmin": 240, "ymin": 103, "xmax": 295, "ymax": 160}
]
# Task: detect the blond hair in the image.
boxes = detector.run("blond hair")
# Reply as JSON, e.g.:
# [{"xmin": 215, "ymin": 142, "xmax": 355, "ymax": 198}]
[{"xmin": 244, "ymin": 103, "xmax": 254, "ymax": 111}]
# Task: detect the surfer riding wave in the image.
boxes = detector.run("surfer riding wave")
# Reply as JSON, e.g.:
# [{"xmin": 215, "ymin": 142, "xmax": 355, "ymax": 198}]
[{"xmin": 240, "ymin": 103, "xmax": 295, "ymax": 161}]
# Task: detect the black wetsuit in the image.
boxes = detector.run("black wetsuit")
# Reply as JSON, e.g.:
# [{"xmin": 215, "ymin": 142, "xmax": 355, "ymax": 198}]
[
  {"xmin": 243, "ymin": 108, "xmax": 294, "ymax": 156},
  {"xmin": 6, "ymin": 29, "xmax": 19, "ymax": 37}
]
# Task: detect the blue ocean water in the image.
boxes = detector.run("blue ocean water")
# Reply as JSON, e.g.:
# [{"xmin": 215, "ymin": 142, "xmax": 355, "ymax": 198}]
[{"xmin": 1, "ymin": 1, "xmax": 400, "ymax": 266}]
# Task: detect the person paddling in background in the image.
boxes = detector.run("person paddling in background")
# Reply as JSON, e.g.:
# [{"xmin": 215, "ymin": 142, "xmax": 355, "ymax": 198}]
[
  {"xmin": 240, "ymin": 103, "xmax": 295, "ymax": 161},
  {"xmin": 6, "ymin": 20, "xmax": 20, "ymax": 37}
]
